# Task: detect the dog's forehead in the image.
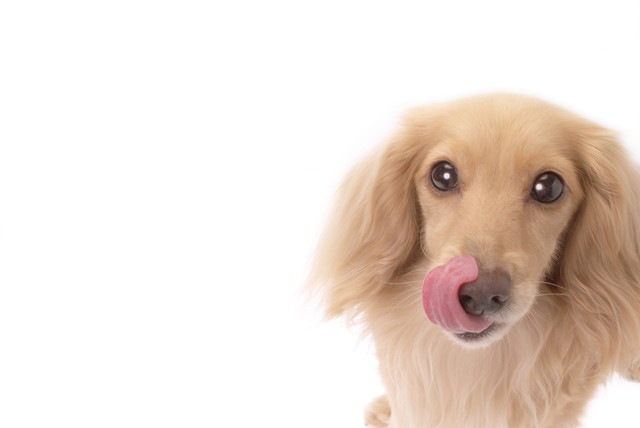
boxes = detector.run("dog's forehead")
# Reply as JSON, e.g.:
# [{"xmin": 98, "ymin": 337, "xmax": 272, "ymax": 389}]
[
  {"xmin": 444, "ymin": 125, "xmax": 565, "ymax": 166},
  {"xmin": 436, "ymin": 105, "xmax": 573, "ymax": 173}
]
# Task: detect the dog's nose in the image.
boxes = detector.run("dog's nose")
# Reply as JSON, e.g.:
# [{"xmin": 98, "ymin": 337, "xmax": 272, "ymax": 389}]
[{"xmin": 458, "ymin": 271, "xmax": 511, "ymax": 316}]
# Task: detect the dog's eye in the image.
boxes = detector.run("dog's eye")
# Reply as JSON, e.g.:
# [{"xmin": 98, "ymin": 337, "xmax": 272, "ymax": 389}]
[
  {"xmin": 431, "ymin": 161, "xmax": 458, "ymax": 192},
  {"xmin": 531, "ymin": 172, "xmax": 564, "ymax": 203}
]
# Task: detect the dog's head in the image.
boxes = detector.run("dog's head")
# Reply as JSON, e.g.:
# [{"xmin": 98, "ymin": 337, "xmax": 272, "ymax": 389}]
[
  {"xmin": 311, "ymin": 94, "xmax": 640, "ymax": 348},
  {"xmin": 415, "ymin": 97, "xmax": 585, "ymax": 346}
]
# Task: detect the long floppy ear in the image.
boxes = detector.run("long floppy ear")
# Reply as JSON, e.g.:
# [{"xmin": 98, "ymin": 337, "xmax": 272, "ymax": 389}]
[
  {"xmin": 559, "ymin": 122, "xmax": 640, "ymax": 375},
  {"xmin": 308, "ymin": 111, "xmax": 436, "ymax": 321}
]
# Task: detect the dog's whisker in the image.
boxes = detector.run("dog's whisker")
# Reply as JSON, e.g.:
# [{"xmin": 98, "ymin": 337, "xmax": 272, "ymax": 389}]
[
  {"xmin": 391, "ymin": 289, "xmax": 423, "ymax": 309},
  {"xmin": 384, "ymin": 280, "xmax": 419, "ymax": 286},
  {"xmin": 535, "ymin": 292, "xmax": 567, "ymax": 298},
  {"xmin": 538, "ymin": 280, "xmax": 568, "ymax": 290}
]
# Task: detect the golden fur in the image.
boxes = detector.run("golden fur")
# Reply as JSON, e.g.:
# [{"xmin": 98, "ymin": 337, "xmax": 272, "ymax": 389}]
[{"xmin": 309, "ymin": 94, "xmax": 640, "ymax": 427}]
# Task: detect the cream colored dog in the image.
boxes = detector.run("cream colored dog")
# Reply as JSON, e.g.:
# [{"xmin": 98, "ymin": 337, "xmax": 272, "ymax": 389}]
[{"xmin": 310, "ymin": 94, "xmax": 640, "ymax": 427}]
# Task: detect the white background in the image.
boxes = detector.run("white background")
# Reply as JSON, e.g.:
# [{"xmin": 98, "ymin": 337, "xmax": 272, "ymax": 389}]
[{"xmin": 0, "ymin": 1, "xmax": 639, "ymax": 427}]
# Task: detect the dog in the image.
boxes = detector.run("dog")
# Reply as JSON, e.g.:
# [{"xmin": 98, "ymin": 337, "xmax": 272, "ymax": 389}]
[{"xmin": 309, "ymin": 94, "xmax": 640, "ymax": 427}]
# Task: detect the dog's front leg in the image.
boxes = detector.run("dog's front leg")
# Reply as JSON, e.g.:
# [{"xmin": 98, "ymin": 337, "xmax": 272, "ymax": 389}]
[
  {"xmin": 364, "ymin": 395, "xmax": 390, "ymax": 427},
  {"xmin": 623, "ymin": 356, "xmax": 640, "ymax": 382}
]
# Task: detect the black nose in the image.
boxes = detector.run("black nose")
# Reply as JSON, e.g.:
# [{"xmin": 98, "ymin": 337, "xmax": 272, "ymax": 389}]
[{"xmin": 458, "ymin": 271, "xmax": 511, "ymax": 316}]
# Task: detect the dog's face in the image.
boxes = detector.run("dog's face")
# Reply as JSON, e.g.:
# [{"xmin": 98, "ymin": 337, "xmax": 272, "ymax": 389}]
[
  {"xmin": 414, "ymin": 102, "xmax": 584, "ymax": 346},
  {"xmin": 312, "ymin": 94, "xmax": 640, "ymax": 359},
  {"xmin": 311, "ymin": 94, "xmax": 640, "ymax": 428}
]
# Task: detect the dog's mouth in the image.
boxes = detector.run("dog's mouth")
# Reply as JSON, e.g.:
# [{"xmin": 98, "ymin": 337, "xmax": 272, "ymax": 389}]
[
  {"xmin": 455, "ymin": 323, "xmax": 500, "ymax": 342},
  {"xmin": 422, "ymin": 256, "xmax": 496, "ymax": 336}
]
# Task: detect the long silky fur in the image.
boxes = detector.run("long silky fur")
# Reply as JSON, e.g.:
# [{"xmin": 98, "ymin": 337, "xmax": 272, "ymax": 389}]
[{"xmin": 308, "ymin": 94, "xmax": 640, "ymax": 428}]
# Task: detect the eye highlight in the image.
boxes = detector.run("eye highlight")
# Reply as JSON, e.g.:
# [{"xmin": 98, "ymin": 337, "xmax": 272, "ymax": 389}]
[
  {"xmin": 430, "ymin": 161, "xmax": 458, "ymax": 192},
  {"xmin": 531, "ymin": 172, "xmax": 564, "ymax": 203}
]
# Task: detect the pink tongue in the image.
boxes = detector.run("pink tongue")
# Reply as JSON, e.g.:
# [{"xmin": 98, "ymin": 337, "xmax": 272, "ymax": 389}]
[{"xmin": 422, "ymin": 256, "xmax": 493, "ymax": 334}]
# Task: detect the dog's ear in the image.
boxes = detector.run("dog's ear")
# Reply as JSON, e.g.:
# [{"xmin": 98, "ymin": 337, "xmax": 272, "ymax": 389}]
[
  {"xmin": 309, "ymin": 110, "xmax": 436, "ymax": 321},
  {"xmin": 559, "ymin": 122, "xmax": 640, "ymax": 371}
]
